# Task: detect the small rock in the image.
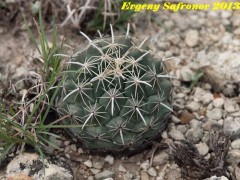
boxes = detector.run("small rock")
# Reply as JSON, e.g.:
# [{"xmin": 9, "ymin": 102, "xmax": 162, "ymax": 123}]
[
  {"xmin": 224, "ymin": 117, "xmax": 240, "ymax": 136},
  {"xmin": 78, "ymin": 148, "xmax": 84, "ymax": 154},
  {"xmin": 232, "ymin": 13, "xmax": 240, "ymax": 27},
  {"xmin": 84, "ymin": 160, "xmax": 93, "ymax": 168},
  {"xmin": 123, "ymin": 171, "xmax": 133, "ymax": 180},
  {"xmin": 140, "ymin": 171, "xmax": 149, "ymax": 180},
  {"xmin": 118, "ymin": 165, "xmax": 127, "ymax": 172},
  {"xmin": 190, "ymin": 119, "xmax": 202, "ymax": 129},
  {"xmin": 179, "ymin": 66, "xmax": 195, "ymax": 82},
  {"xmin": 167, "ymin": 33, "xmax": 181, "ymax": 45},
  {"xmin": 140, "ymin": 160, "xmax": 150, "ymax": 171},
  {"xmin": 152, "ymin": 151, "xmax": 169, "ymax": 166},
  {"xmin": 185, "ymin": 128, "xmax": 203, "ymax": 143},
  {"xmin": 234, "ymin": 28, "xmax": 240, "ymax": 35},
  {"xmin": 147, "ymin": 167, "xmax": 157, "ymax": 177},
  {"xmin": 6, "ymin": 174, "xmax": 33, "ymax": 180},
  {"xmin": 90, "ymin": 168, "xmax": 101, "ymax": 175},
  {"xmin": 234, "ymin": 165, "xmax": 240, "ymax": 180},
  {"xmin": 95, "ymin": 170, "xmax": 115, "ymax": 180},
  {"xmin": 221, "ymin": 11, "xmax": 232, "ymax": 19},
  {"xmin": 179, "ymin": 110, "xmax": 195, "ymax": 124},
  {"xmin": 201, "ymin": 92, "xmax": 214, "ymax": 105},
  {"xmin": 224, "ymin": 99, "xmax": 239, "ymax": 113},
  {"xmin": 105, "ymin": 155, "xmax": 114, "ymax": 165},
  {"xmin": 186, "ymin": 101, "xmax": 200, "ymax": 112},
  {"xmin": 227, "ymin": 149, "xmax": 240, "ymax": 166},
  {"xmin": 171, "ymin": 115, "xmax": 181, "ymax": 123},
  {"xmin": 70, "ymin": 144, "xmax": 77, "ymax": 152},
  {"xmin": 209, "ymin": 176, "xmax": 229, "ymax": 180},
  {"xmin": 195, "ymin": 143, "xmax": 209, "ymax": 156},
  {"xmin": 202, "ymin": 120, "xmax": 222, "ymax": 131},
  {"xmin": 212, "ymin": 98, "xmax": 224, "ymax": 108},
  {"xmin": 231, "ymin": 139, "xmax": 240, "ymax": 149},
  {"xmin": 168, "ymin": 129, "xmax": 185, "ymax": 141},
  {"xmin": 93, "ymin": 161, "xmax": 105, "ymax": 170},
  {"xmin": 176, "ymin": 125, "xmax": 188, "ymax": 134},
  {"xmin": 206, "ymin": 108, "xmax": 223, "ymax": 120},
  {"xmin": 185, "ymin": 29, "xmax": 199, "ymax": 47}
]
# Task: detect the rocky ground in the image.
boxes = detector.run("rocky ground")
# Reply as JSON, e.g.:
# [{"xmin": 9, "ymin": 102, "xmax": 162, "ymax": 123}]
[{"xmin": 1, "ymin": 3, "xmax": 240, "ymax": 180}]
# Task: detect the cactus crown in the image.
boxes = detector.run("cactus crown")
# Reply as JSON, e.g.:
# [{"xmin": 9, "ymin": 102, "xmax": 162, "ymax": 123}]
[{"xmin": 56, "ymin": 25, "xmax": 173, "ymax": 155}]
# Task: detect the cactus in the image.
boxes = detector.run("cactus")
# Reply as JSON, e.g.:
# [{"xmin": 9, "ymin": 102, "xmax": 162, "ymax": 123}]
[{"xmin": 56, "ymin": 25, "xmax": 173, "ymax": 155}]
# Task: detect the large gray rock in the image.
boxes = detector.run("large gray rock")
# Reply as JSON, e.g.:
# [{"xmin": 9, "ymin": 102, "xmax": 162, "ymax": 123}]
[{"xmin": 6, "ymin": 153, "xmax": 73, "ymax": 180}]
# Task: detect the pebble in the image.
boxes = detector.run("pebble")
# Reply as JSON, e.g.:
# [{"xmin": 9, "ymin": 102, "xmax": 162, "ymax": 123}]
[
  {"xmin": 232, "ymin": 13, "xmax": 240, "ymax": 27},
  {"xmin": 123, "ymin": 172, "xmax": 133, "ymax": 180},
  {"xmin": 212, "ymin": 98, "xmax": 224, "ymax": 108},
  {"xmin": 90, "ymin": 168, "xmax": 101, "ymax": 175},
  {"xmin": 179, "ymin": 66, "xmax": 195, "ymax": 82},
  {"xmin": 206, "ymin": 108, "xmax": 223, "ymax": 120},
  {"xmin": 140, "ymin": 160, "xmax": 150, "ymax": 171},
  {"xmin": 221, "ymin": 11, "xmax": 232, "ymax": 19},
  {"xmin": 185, "ymin": 128, "xmax": 203, "ymax": 143},
  {"xmin": 168, "ymin": 129, "xmax": 185, "ymax": 141},
  {"xmin": 185, "ymin": 29, "xmax": 199, "ymax": 47},
  {"xmin": 227, "ymin": 149, "xmax": 240, "ymax": 166},
  {"xmin": 179, "ymin": 110, "xmax": 195, "ymax": 124},
  {"xmin": 140, "ymin": 171, "xmax": 149, "ymax": 180},
  {"xmin": 185, "ymin": 101, "xmax": 200, "ymax": 112},
  {"xmin": 70, "ymin": 144, "xmax": 77, "ymax": 152},
  {"xmin": 118, "ymin": 165, "xmax": 127, "ymax": 172},
  {"xmin": 171, "ymin": 115, "xmax": 181, "ymax": 123},
  {"xmin": 95, "ymin": 170, "xmax": 115, "ymax": 180},
  {"xmin": 195, "ymin": 142, "xmax": 209, "ymax": 156},
  {"xmin": 78, "ymin": 148, "xmax": 84, "ymax": 154},
  {"xmin": 202, "ymin": 120, "xmax": 222, "ymax": 131},
  {"xmin": 231, "ymin": 139, "xmax": 240, "ymax": 149},
  {"xmin": 105, "ymin": 155, "xmax": 114, "ymax": 165},
  {"xmin": 152, "ymin": 151, "xmax": 169, "ymax": 166},
  {"xmin": 167, "ymin": 33, "xmax": 181, "ymax": 45},
  {"xmin": 84, "ymin": 160, "xmax": 93, "ymax": 168},
  {"xmin": 176, "ymin": 125, "xmax": 188, "ymax": 134},
  {"xmin": 224, "ymin": 99, "xmax": 239, "ymax": 113},
  {"xmin": 235, "ymin": 165, "xmax": 240, "ymax": 180},
  {"xmin": 147, "ymin": 167, "xmax": 157, "ymax": 177},
  {"xmin": 190, "ymin": 119, "xmax": 202, "ymax": 129},
  {"xmin": 93, "ymin": 161, "xmax": 105, "ymax": 170},
  {"xmin": 224, "ymin": 117, "xmax": 240, "ymax": 136},
  {"xmin": 201, "ymin": 92, "xmax": 214, "ymax": 105}
]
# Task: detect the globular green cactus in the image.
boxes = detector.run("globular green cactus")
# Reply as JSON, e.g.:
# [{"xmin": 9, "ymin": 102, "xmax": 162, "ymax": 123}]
[{"xmin": 56, "ymin": 25, "xmax": 173, "ymax": 155}]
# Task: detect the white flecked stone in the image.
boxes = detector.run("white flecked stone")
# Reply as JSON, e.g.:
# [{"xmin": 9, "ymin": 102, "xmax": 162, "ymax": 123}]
[
  {"xmin": 206, "ymin": 108, "xmax": 223, "ymax": 120},
  {"xmin": 84, "ymin": 160, "xmax": 93, "ymax": 168},
  {"xmin": 105, "ymin": 155, "xmax": 114, "ymax": 165},
  {"xmin": 212, "ymin": 98, "xmax": 224, "ymax": 108},
  {"xmin": 147, "ymin": 167, "xmax": 157, "ymax": 177},
  {"xmin": 140, "ymin": 160, "xmax": 150, "ymax": 171},
  {"xmin": 168, "ymin": 129, "xmax": 185, "ymax": 141},
  {"xmin": 224, "ymin": 99, "xmax": 239, "ymax": 113},
  {"xmin": 185, "ymin": 29, "xmax": 199, "ymax": 47},
  {"xmin": 195, "ymin": 143, "xmax": 209, "ymax": 156},
  {"xmin": 152, "ymin": 152, "xmax": 169, "ymax": 166},
  {"xmin": 231, "ymin": 139, "xmax": 240, "ymax": 149},
  {"xmin": 186, "ymin": 101, "xmax": 200, "ymax": 112}
]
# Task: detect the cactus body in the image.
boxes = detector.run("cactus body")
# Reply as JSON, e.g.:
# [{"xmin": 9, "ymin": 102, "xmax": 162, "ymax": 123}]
[{"xmin": 56, "ymin": 27, "xmax": 173, "ymax": 155}]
